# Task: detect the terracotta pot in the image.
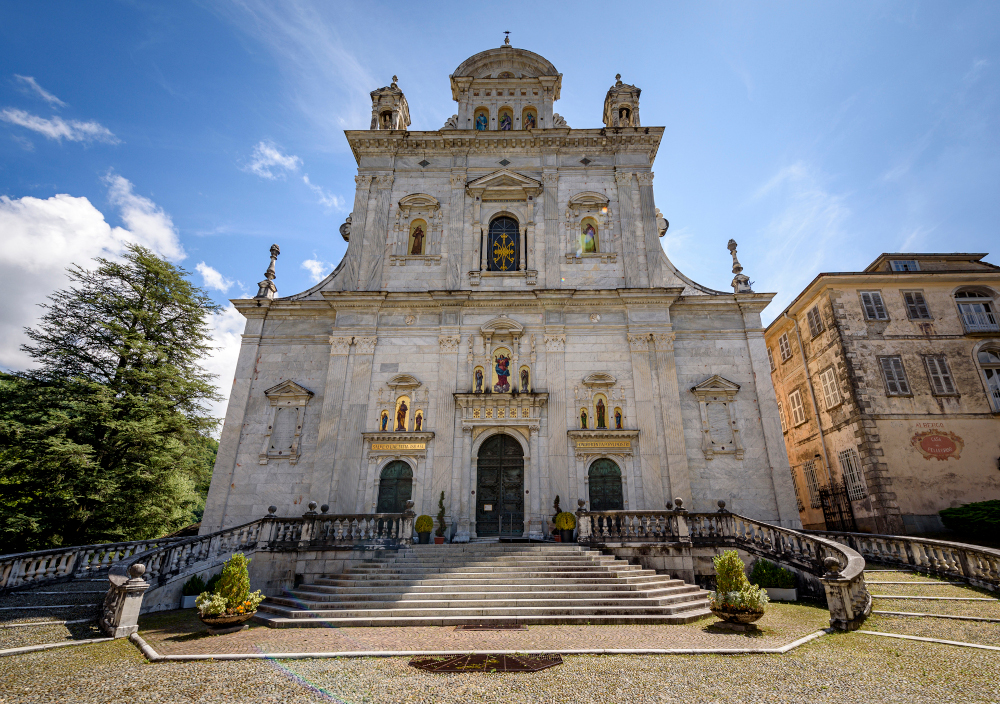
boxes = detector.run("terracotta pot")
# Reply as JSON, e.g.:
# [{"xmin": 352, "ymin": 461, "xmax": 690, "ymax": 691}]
[
  {"xmin": 198, "ymin": 612, "xmax": 256, "ymax": 628},
  {"xmin": 418, "ymin": 531, "xmax": 431, "ymax": 544},
  {"xmin": 434, "ymin": 536, "xmax": 445, "ymax": 544},
  {"xmin": 552, "ymin": 534, "xmax": 561, "ymax": 542},
  {"xmin": 710, "ymin": 608, "xmax": 764, "ymax": 624}
]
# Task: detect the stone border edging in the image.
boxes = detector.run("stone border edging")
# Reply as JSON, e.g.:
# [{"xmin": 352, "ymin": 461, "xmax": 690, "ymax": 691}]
[
  {"xmin": 0, "ymin": 618, "xmax": 94, "ymax": 629},
  {"xmin": 872, "ymin": 610, "xmax": 1000, "ymax": 623},
  {"xmin": 0, "ymin": 637, "xmax": 114, "ymax": 658},
  {"xmin": 858, "ymin": 630, "xmax": 1000, "ymax": 652},
  {"xmin": 871, "ymin": 595, "xmax": 995, "ymax": 601},
  {"xmin": 0, "ymin": 604, "xmax": 98, "ymax": 610},
  {"xmin": 127, "ymin": 629, "xmax": 832, "ymax": 662}
]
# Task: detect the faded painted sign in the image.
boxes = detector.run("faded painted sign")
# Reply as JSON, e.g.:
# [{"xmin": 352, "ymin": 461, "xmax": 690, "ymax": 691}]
[{"xmin": 910, "ymin": 430, "xmax": 964, "ymax": 461}]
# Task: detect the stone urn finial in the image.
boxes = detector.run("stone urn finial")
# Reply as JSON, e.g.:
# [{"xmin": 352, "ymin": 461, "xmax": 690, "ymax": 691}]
[
  {"xmin": 717, "ymin": 500, "xmax": 728, "ymax": 513},
  {"xmin": 267, "ymin": 505, "xmax": 277, "ymax": 515},
  {"xmin": 727, "ymin": 239, "xmax": 753, "ymax": 294},
  {"xmin": 823, "ymin": 556, "xmax": 843, "ymax": 577},
  {"xmin": 127, "ymin": 563, "xmax": 146, "ymax": 581},
  {"xmin": 255, "ymin": 244, "xmax": 281, "ymax": 300}
]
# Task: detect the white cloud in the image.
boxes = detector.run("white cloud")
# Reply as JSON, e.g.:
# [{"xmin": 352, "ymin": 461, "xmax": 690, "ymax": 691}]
[
  {"xmin": 301, "ymin": 258, "xmax": 333, "ymax": 283},
  {"xmin": 14, "ymin": 75, "xmax": 66, "ymax": 107},
  {"xmin": 302, "ymin": 174, "xmax": 344, "ymax": 209},
  {"xmin": 245, "ymin": 140, "xmax": 302, "ymax": 179},
  {"xmin": 105, "ymin": 173, "xmax": 185, "ymax": 262},
  {"xmin": 196, "ymin": 262, "xmax": 234, "ymax": 292},
  {"xmin": 0, "ymin": 108, "xmax": 118, "ymax": 143}
]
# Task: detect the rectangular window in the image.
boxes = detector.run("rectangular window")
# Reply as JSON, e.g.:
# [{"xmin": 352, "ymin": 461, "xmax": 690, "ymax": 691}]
[
  {"xmin": 777, "ymin": 402, "xmax": 786, "ymax": 432},
  {"xmin": 778, "ymin": 333, "xmax": 792, "ymax": 361},
  {"xmin": 924, "ymin": 356, "xmax": 957, "ymax": 395},
  {"xmin": 861, "ymin": 291, "xmax": 889, "ymax": 320},
  {"xmin": 802, "ymin": 460, "xmax": 821, "ymax": 508},
  {"xmin": 819, "ymin": 368, "xmax": 841, "ymax": 409},
  {"xmin": 838, "ymin": 448, "xmax": 868, "ymax": 502},
  {"xmin": 767, "ymin": 346, "xmax": 775, "ymax": 372},
  {"xmin": 891, "ymin": 260, "xmax": 920, "ymax": 272},
  {"xmin": 903, "ymin": 291, "xmax": 931, "ymax": 320},
  {"xmin": 788, "ymin": 390, "xmax": 806, "ymax": 425},
  {"xmin": 880, "ymin": 356, "xmax": 911, "ymax": 395},
  {"xmin": 806, "ymin": 306, "xmax": 823, "ymax": 337}
]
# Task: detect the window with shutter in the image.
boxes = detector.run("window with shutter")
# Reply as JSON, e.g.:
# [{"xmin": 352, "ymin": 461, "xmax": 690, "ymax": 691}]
[
  {"xmin": 924, "ymin": 356, "xmax": 956, "ymax": 395},
  {"xmin": 807, "ymin": 306, "xmax": 823, "ymax": 337},
  {"xmin": 861, "ymin": 291, "xmax": 888, "ymax": 320},
  {"xmin": 802, "ymin": 460, "xmax": 821, "ymax": 508},
  {"xmin": 979, "ymin": 349, "xmax": 1000, "ymax": 412},
  {"xmin": 890, "ymin": 260, "xmax": 919, "ymax": 272},
  {"xmin": 767, "ymin": 347, "xmax": 775, "ymax": 372},
  {"xmin": 788, "ymin": 390, "xmax": 806, "ymax": 425},
  {"xmin": 819, "ymin": 368, "xmax": 841, "ymax": 409},
  {"xmin": 838, "ymin": 448, "xmax": 868, "ymax": 501},
  {"xmin": 903, "ymin": 291, "xmax": 930, "ymax": 319},
  {"xmin": 778, "ymin": 333, "xmax": 791, "ymax": 361},
  {"xmin": 880, "ymin": 356, "xmax": 910, "ymax": 395},
  {"xmin": 777, "ymin": 402, "xmax": 786, "ymax": 432}
]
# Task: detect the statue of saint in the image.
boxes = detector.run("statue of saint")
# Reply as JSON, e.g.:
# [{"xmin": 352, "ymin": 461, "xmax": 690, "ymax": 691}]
[
  {"xmin": 395, "ymin": 400, "xmax": 408, "ymax": 431},
  {"xmin": 414, "ymin": 413, "xmax": 422, "ymax": 431},
  {"xmin": 582, "ymin": 224, "xmax": 597, "ymax": 253},
  {"xmin": 580, "ymin": 409, "xmax": 588, "ymax": 429},
  {"xmin": 524, "ymin": 112, "xmax": 535, "ymax": 129},
  {"xmin": 475, "ymin": 368, "xmax": 484, "ymax": 393},
  {"xmin": 494, "ymin": 355, "xmax": 511, "ymax": 393},
  {"xmin": 520, "ymin": 368, "xmax": 529, "ymax": 391},
  {"xmin": 596, "ymin": 399, "xmax": 606, "ymax": 429},
  {"xmin": 500, "ymin": 112, "xmax": 512, "ymax": 130},
  {"xmin": 381, "ymin": 413, "xmax": 389, "ymax": 431},
  {"xmin": 615, "ymin": 408, "xmax": 623, "ymax": 430},
  {"xmin": 410, "ymin": 226, "xmax": 424, "ymax": 255},
  {"xmin": 475, "ymin": 113, "xmax": 488, "ymax": 131}
]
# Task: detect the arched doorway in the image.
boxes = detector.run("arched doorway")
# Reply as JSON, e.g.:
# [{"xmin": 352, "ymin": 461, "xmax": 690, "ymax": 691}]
[
  {"xmin": 487, "ymin": 216, "xmax": 520, "ymax": 272},
  {"xmin": 588, "ymin": 459, "xmax": 624, "ymax": 511},
  {"xmin": 376, "ymin": 461, "xmax": 413, "ymax": 514},
  {"xmin": 476, "ymin": 434, "xmax": 524, "ymax": 536}
]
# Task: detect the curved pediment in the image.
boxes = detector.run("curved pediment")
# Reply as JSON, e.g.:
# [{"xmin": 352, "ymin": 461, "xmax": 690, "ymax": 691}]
[
  {"xmin": 582, "ymin": 372, "xmax": 617, "ymax": 387},
  {"xmin": 398, "ymin": 193, "xmax": 440, "ymax": 212},
  {"xmin": 386, "ymin": 374, "xmax": 422, "ymax": 390},
  {"xmin": 481, "ymin": 314, "xmax": 524, "ymax": 336},
  {"xmin": 453, "ymin": 47, "xmax": 559, "ymax": 80},
  {"xmin": 568, "ymin": 191, "xmax": 610, "ymax": 210}
]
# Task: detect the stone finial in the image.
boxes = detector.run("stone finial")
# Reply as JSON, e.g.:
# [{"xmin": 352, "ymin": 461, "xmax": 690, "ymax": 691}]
[
  {"xmin": 503, "ymin": 30, "xmax": 511, "ymax": 46},
  {"xmin": 717, "ymin": 500, "xmax": 728, "ymax": 512},
  {"xmin": 615, "ymin": 73, "xmax": 622, "ymax": 85},
  {"xmin": 823, "ymin": 556, "xmax": 843, "ymax": 577},
  {"xmin": 666, "ymin": 501, "xmax": 673, "ymax": 510},
  {"xmin": 255, "ymin": 244, "xmax": 280, "ymax": 300},
  {"xmin": 578, "ymin": 499, "xmax": 586, "ymax": 509},
  {"xmin": 727, "ymin": 239, "xmax": 753, "ymax": 294},
  {"xmin": 127, "ymin": 563, "xmax": 146, "ymax": 580},
  {"xmin": 308, "ymin": 500, "xmax": 318, "ymax": 511},
  {"xmin": 268, "ymin": 505, "xmax": 277, "ymax": 515},
  {"xmin": 673, "ymin": 497, "xmax": 684, "ymax": 510},
  {"xmin": 391, "ymin": 75, "xmax": 398, "ymax": 88},
  {"xmin": 320, "ymin": 504, "xmax": 329, "ymax": 514}
]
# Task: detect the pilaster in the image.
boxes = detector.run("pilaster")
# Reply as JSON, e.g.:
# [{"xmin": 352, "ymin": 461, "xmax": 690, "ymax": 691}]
[
  {"xmin": 627, "ymin": 332, "xmax": 664, "ymax": 509},
  {"xmin": 651, "ymin": 331, "xmax": 693, "ymax": 507},
  {"xmin": 637, "ymin": 171, "xmax": 662, "ymax": 286}
]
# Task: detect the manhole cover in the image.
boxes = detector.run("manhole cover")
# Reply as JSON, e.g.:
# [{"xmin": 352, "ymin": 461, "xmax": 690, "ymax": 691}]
[
  {"xmin": 410, "ymin": 654, "xmax": 562, "ymax": 673},
  {"xmin": 455, "ymin": 625, "xmax": 527, "ymax": 631}
]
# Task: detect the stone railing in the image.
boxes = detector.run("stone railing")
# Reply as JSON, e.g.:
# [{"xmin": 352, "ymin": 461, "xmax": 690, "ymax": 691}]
[
  {"xmin": 261, "ymin": 503, "xmax": 415, "ymax": 550},
  {"xmin": 808, "ymin": 530, "xmax": 1000, "ymax": 594},
  {"xmin": 577, "ymin": 500, "xmax": 871, "ymax": 631},
  {"xmin": 0, "ymin": 538, "xmax": 183, "ymax": 594}
]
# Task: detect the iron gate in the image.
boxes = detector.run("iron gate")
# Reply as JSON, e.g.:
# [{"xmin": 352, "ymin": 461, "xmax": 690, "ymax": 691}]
[{"xmin": 819, "ymin": 482, "xmax": 857, "ymax": 532}]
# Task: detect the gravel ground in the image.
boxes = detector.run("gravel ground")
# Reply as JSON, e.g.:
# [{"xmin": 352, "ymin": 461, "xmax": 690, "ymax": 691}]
[
  {"xmin": 0, "ymin": 631, "xmax": 997, "ymax": 703},
  {"xmin": 864, "ymin": 571, "xmax": 963, "ymax": 584},
  {"xmin": 874, "ymin": 597, "xmax": 1000, "ymax": 618},
  {"xmin": 865, "ymin": 582, "xmax": 996, "ymax": 598},
  {"xmin": 865, "ymin": 614, "xmax": 1000, "ymax": 647},
  {"xmin": 0, "ymin": 620, "xmax": 102, "ymax": 650}
]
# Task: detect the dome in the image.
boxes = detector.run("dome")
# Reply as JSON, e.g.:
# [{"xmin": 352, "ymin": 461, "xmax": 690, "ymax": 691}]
[{"xmin": 452, "ymin": 46, "xmax": 559, "ymax": 79}]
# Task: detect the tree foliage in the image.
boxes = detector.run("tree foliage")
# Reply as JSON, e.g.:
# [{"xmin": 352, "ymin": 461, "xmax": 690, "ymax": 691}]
[{"xmin": 0, "ymin": 245, "xmax": 222, "ymax": 553}]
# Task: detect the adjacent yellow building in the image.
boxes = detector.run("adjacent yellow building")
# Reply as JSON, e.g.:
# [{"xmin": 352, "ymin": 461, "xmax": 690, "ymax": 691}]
[{"xmin": 764, "ymin": 253, "xmax": 1000, "ymax": 534}]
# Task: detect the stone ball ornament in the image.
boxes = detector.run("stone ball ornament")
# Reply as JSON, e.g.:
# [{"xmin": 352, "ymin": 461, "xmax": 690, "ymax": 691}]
[
  {"xmin": 268, "ymin": 505, "xmax": 277, "ymax": 515},
  {"xmin": 127, "ymin": 563, "xmax": 146, "ymax": 580}
]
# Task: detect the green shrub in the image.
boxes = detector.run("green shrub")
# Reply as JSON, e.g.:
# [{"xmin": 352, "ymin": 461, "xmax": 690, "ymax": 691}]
[
  {"xmin": 709, "ymin": 549, "xmax": 769, "ymax": 614},
  {"xmin": 436, "ymin": 492, "xmax": 447, "ymax": 537},
  {"xmin": 215, "ymin": 553, "xmax": 264, "ymax": 614},
  {"xmin": 181, "ymin": 574, "xmax": 206, "ymax": 596},
  {"xmin": 415, "ymin": 515, "xmax": 433, "ymax": 533},
  {"xmin": 554, "ymin": 512, "xmax": 576, "ymax": 530},
  {"xmin": 749, "ymin": 558, "xmax": 796, "ymax": 589},
  {"xmin": 195, "ymin": 592, "xmax": 227, "ymax": 616},
  {"xmin": 939, "ymin": 500, "xmax": 1000, "ymax": 538}
]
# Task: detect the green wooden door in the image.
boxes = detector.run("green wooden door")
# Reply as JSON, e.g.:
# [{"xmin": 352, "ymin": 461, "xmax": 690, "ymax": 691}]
[
  {"xmin": 476, "ymin": 434, "xmax": 524, "ymax": 536},
  {"xmin": 588, "ymin": 459, "xmax": 624, "ymax": 511},
  {"xmin": 376, "ymin": 461, "xmax": 413, "ymax": 513}
]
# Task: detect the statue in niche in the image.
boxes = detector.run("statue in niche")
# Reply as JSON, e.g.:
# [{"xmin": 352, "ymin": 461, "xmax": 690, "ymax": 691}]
[
  {"xmin": 580, "ymin": 409, "xmax": 588, "ymax": 429},
  {"xmin": 414, "ymin": 412, "xmax": 423, "ymax": 431},
  {"xmin": 619, "ymin": 106, "xmax": 631, "ymax": 126},
  {"xmin": 381, "ymin": 412, "xmax": 389, "ymax": 431},
  {"xmin": 475, "ymin": 368, "xmax": 484, "ymax": 393},
  {"xmin": 615, "ymin": 408, "xmax": 623, "ymax": 430},
  {"xmin": 494, "ymin": 354, "xmax": 511, "ymax": 393},
  {"xmin": 500, "ymin": 112, "xmax": 512, "ymax": 131},
  {"xmin": 410, "ymin": 226, "xmax": 424, "ymax": 255},
  {"xmin": 395, "ymin": 399, "xmax": 408, "ymax": 431},
  {"xmin": 475, "ymin": 113, "xmax": 488, "ymax": 131},
  {"xmin": 524, "ymin": 112, "xmax": 536, "ymax": 129},
  {"xmin": 520, "ymin": 368, "xmax": 529, "ymax": 392},
  {"xmin": 596, "ymin": 399, "xmax": 606, "ymax": 429},
  {"xmin": 582, "ymin": 223, "xmax": 597, "ymax": 253},
  {"xmin": 381, "ymin": 111, "xmax": 392, "ymax": 129}
]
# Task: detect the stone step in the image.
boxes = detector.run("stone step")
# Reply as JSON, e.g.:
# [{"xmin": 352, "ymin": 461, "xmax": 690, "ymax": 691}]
[
  {"xmin": 266, "ymin": 594, "xmax": 707, "ymax": 612},
  {"xmin": 307, "ymin": 580, "xmax": 684, "ymax": 595},
  {"xmin": 346, "ymin": 565, "xmax": 645, "ymax": 575},
  {"xmin": 314, "ymin": 574, "xmax": 670, "ymax": 588},
  {"xmin": 257, "ymin": 601, "xmax": 710, "ymax": 620},
  {"xmin": 370, "ymin": 557, "xmax": 619, "ymax": 566},
  {"xmin": 289, "ymin": 583, "xmax": 694, "ymax": 601},
  {"xmin": 253, "ymin": 610, "xmax": 713, "ymax": 628}
]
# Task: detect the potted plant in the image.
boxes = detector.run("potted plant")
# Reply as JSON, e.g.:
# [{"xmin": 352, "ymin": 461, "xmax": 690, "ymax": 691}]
[
  {"xmin": 549, "ymin": 496, "xmax": 561, "ymax": 540},
  {"xmin": 750, "ymin": 558, "xmax": 798, "ymax": 601},
  {"xmin": 708, "ymin": 550, "xmax": 769, "ymax": 627},
  {"xmin": 195, "ymin": 552, "xmax": 265, "ymax": 633},
  {"xmin": 180, "ymin": 574, "xmax": 205, "ymax": 608},
  {"xmin": 435, "ymin": 491, "xmax": 447, "ymax": 544},
  {"xmin": 415, "ymin": 515, "xmax": 433, "ymax": 544},
  {"xmin": 554, "ymin": 511, "xmax": 576, "ymax": 543}
]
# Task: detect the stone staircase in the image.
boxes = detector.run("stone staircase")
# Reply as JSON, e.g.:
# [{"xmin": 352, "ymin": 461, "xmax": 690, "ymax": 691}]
[{"xmin": 255, "ymin": 543, "xmax": 711, "ymax": 627}]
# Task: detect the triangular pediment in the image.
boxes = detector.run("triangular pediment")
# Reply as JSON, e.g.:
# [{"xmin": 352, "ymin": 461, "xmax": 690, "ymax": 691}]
[
  {"xmin": 690, "ymin": 375, "xmax": 741, "ymax": 397},
  {"xmin": 582, "ymin": 372, "xmax": 617, "ymax": 387},
  {"xmin": 481, "ymin": 314, "xmax": 524, "ymax": 335},
  {"xmin": 387, "ymin": 374, "xmax": 422, "ymax": 390},
  {"xmin": 466, "ymin": 169, "xmax": 542, "ymax": 193},
  {"xmin": 264, "ymin": 380, "xmax": 314, "ymax": 398}
]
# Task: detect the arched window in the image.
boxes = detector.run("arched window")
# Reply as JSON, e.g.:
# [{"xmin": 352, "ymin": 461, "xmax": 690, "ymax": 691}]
[
  {"xmin": 588, "ymin": 459, "xmax": 624, "ymax": 511},
  {"xmin": 977, "ymin": 348, "xmax": 1000, "ymax": 412},
  {"xmin": 955, "ymin": 289, "xmax": 999, "ymax": 333},
  {"xmin": 376, "ymin": 461, "xmax": 413, "ymax": 514},
  {"xmin": 487, "ymin": 216, "xmax": 519, "ymax": 271}
]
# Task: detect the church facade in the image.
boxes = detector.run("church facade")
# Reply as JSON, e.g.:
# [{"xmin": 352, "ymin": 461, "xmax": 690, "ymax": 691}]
[{"xmin": 201, "ymin": 44, "xmax": 800, "ymax": 540}]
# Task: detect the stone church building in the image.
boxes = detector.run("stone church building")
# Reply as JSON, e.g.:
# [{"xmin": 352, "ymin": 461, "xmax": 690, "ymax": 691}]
[{"xmin": 201, "ymin": 43, "xmax": 800, "ymax": 541}]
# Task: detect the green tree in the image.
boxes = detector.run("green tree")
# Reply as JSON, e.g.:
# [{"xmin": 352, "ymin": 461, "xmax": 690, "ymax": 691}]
[{"xmin": 0, "ymin": 245, "xmax": 221, "ymax": 553}]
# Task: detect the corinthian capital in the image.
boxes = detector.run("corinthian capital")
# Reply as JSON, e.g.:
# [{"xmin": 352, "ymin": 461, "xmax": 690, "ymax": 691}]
[
  {"xmin": 438, "ymin": 334, "xmax": 461, "ymax": 352},
  {"xmin": 544, "ymin": 334, "xmax": 565, "ymax": 351},
  {"xmin": 450, "ymin": 173, "xmax": 466, "ymax": 187},
  {"xmin": 542, "ymin": 172, "xmax": 559, "ymax": 185},
  {"xmin": 636, "ymin": 172, "xmax": 654, "ymax": 187},
  {"xmin": 375, "ymin": 174, "xmax": 395, "ymax": 189},
  {"xmin": 355, "ymin": 174, "xmax": 373, "ymax": 187},
  {"xmin": 651, "ymin": 332, "xmax": 675, "ymax": 351},
  {"xmin": 628, "ymin": 333, "xmax": 650, "ymax": 351},
  {"xmin": 355, "ymin": 336, "xmax": 378, "ymax": 354},
  {"xmin": 615, "ymin": 171, "xmax": 634, "ymax": 186},
  {"xmin": 329, "ymin": 336, "xmax": 352, "ymax": 355}
]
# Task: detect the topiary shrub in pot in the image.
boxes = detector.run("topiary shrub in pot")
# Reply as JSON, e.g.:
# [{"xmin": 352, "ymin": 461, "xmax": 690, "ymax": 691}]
[
  {"xmin": 415, "ymin": 515, "xmax": 433, "ymax": 544},
  {"xmin": 196, "ymin": 552, "xmax": 265, "ymax": 632},
  {"xmin": 708, "ymin": 550, "xmax": 769, "ymax": 626},
  {"xmin": 554, "ymin": 511, "xmax": 576, "ymax": 543},
  {"xmin": 180, "ymin": 574, "xmax": 206, "ymax": 609},
  {"xmin": 749, "ymin": 558, "xmax": 798, "ymax": 601},
  {"xmin": 435, "ymin": 491, "xmax": 447, "ymax": 544}
]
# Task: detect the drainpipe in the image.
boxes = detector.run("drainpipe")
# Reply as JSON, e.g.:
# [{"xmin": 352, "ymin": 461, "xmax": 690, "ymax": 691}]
[{"xmin": 782, "ymin": 311, "xmax": 834, "ymax": 487}]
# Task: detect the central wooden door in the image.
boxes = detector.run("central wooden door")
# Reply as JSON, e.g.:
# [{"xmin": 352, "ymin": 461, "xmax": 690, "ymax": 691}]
[{"xmin": 475, "ymin": 434, "xmax": 524, "ymax": 536}]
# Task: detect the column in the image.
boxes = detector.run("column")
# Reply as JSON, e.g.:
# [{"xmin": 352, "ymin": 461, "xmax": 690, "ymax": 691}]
[
  {"xmin": 637, "ymin": 172, "xmax": 661, "ymax": 286},
  {"xmin": 433, "ymin": 333, "xmax": 460, "ymax": 518},
  {"xmin": 480, "ymin": 224, "xmax": 487, "ymax": 272},
  {"xmin": 332, "ymin": 335, "xmax": 375, "ymax": 513},
  {"xmin": 542, "ymin": 171, "xmax": 559, "ymax": 288},
  {"xmin": 628, "ymin": 332, "xmax": 663, "ymax": 508},
  {"xmin": 337, "ymin": 176, "xmax": 372, "ymax": 291},
  {"xmin": 457, "ymin": 426, "xmax": 473, "ymax": 541},
  {"xmin": 615, "ymin": 171, "xmax": 646, "ymax": 288},
  {"xmin": 315, "ymin": 336, "xmax": 353, "ymax": 507},
  {"xmin": 652, "ymin": 332, "xmax": 692, "ymax": 507},
  {"xmin": 543, "ymin": 331, "xmax": 568, "ymax": 512},
  {"xmin": 528, "ymin": 425, "xmax": 541, "ymax": 538},
  {"xmin": 448, "ymin": 173, "xmax": 466, "ymax": 289},
  {"xmin": 361, "ymin": 174, "xmax": 394, "ymax": 291},
  {"xmin": 519, "ymin": 225, "xmax": 527, "ymax": 271}
]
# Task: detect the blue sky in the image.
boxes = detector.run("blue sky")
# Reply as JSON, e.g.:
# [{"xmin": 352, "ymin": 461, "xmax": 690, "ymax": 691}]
[{"xmin": 2, "ymin": 1, "xmax": 998, "ymax": 416}]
